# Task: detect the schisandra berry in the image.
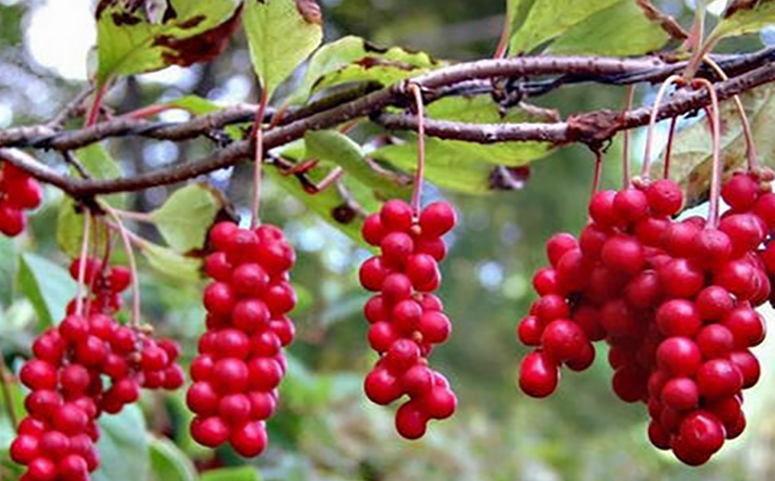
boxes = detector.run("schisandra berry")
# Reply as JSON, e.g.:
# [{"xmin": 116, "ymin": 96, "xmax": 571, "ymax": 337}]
[
  {"xmin": 189, "ymin": 221, "xmax": 297, "ymax": 456},
  {"xmin": 359, "ymin": 200, "xmax": 458, "ymax": 439},
  {"xmin": 0, "ymin": 162, "xmax": 42, "ymax": 237}
]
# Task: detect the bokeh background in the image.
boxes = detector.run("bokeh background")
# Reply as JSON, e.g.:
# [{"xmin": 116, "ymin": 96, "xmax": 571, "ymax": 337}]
[{"xmin": 2, "ymin": 0, "xmax": 775, "ymax": 480}]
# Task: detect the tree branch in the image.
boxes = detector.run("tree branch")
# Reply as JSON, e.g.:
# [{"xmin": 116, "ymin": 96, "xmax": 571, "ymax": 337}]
[{"xmin": 2, "ymin": 50, "xmax": 775, "ymax": 196}]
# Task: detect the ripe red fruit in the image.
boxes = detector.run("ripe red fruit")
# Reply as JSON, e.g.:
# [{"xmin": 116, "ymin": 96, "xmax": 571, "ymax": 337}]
[
  {"xmin": 230, "ymin": 421, "xmax": 268, "ymax": 457},
  {"xmin": 519, "ymin": 351, "xmax": 559, "ymax": 398},
  {"xmin": 380, "ymin": 200, "xmax": 413, "ymax": 232},
  {"xmin": 696, "ymin": 359, "xmax": 743, "ymax": 399},
  {"xmin": 191, "ymin": 417, "xmax": 230, "ymax": 447},
  {"xmin": 721, "ymin": 173, "xmax": 759, "ymax": 211},
  {"xmin": 364, "ymin": 368, "xmax": 402, "ymax": 405},
  {"xmin": 646, "ymin": 179, "xmax": 683, "ymax": 216},
  {"xmin": 678, "ymin": 411, "xmax": 725, "ymax": 455},
  {"xmin": 546, "ymin": 233, "xmax": 579, "ymax": 268},
  {"xmin": 362, "ymin": 214, "xmax": 386, "ymax": 246},
  {"xmin": 395, "ymin": 401, "xmax": 429, "ymax": 440},
  {"xmin": 696, "ymin": 324, "xmax": 734, "ymax": 360},
  {"xmin": 419, "ymin": 201, "xmax": 456, "ymax": 237},
  {"xmin": 541, "ymin": 319, "xmax": 587, "ymax": 362},
  {"xmin": 661, "ymin": 377, "xmax": 699, "ymax": 411},
  {"xmin": 656, "ymin": 337, "xmax": 702, "ymax": 377},
  {"xmin": 601, "ymin": 235, "xmax": 644, "ymax": 274},
  {"xmin": 614, "ymin": 187, "xmax": 649, "ymax": 222},
  {"xmin": 655, "ymin": 299, "xmax": 701, "ymax": 338},
  {"xmin": 611, "ymin": 364, "xmax": 648, "ymax": 403}
]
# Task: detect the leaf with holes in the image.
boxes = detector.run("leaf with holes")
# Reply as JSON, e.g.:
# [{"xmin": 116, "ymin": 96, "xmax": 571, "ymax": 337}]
[
  {"xmin": 305, "ymin": 130, "xmax": 411, "ymax": 199},
  {"xmin": 96, "ymin": 0, "xmax": 243, "ymax": 84},
  {"xmin": 57, "ymin": 145, "xmax": 126, "ymax": 258},
  {"xmin": 291, "ymin": 36, "xmax": 441, "ymax": 104},
  {"xmin": 710, "ymin": 0, "xmax": 775, "ymax": 42},
  {"xmin": 547, "ymin": 1, "xmax": 670, "ymax": 56},
  {"xmin": 243, "ymin": 0, "xmax": 323, "ymax": 99},
  {"xmin": 650, "ymin": 85, "xmax": 775, "ymax": 208},
  {"xmin": 18, "ymin": 253, "xmax": 76, "ymax": 327},
  {"xmin": 150, "ymin": 183, "xmax": 226, "ymax": 253},
  {"xmin": 92, "ymin": 405, "xmax": 149, "ymax": 481}
]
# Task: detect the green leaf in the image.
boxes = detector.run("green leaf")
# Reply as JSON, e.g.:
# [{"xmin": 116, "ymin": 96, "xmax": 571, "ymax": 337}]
[
  {"xmin": 651, "ymin": 85, "xmax": 775, "ymax": 208},
  {"xmin": 509, "ymin": 0, "xmax": 623, "ymax": 54},
  {"xmin": 243, "ymin": 0, "xmax": 323, "ymax": 99},
  {"xmin": 372, "ymin": 95, "xmax": 555, "ymax": 194},
  {"xmin": 96, "ymin": 0, "xmax": 242, "ymax": 83},
  {"xmin": 710, "ymin": 0, "xmax": 775, "ymax": 41},
  {"xmin": 0, "ymin": 236, "xmax": 18, "ymax": 307},
  {"xmin": 305, "ymin": 130, "xmax": 411, "ymax": 199},
  {"xmin": 149, "ymin": 436, "xmax": 197, "ymax": 481},
  {"xmin": 150, "ymin": 183, "xmax": 225, "ymax": 253},
  {"xmin": 18, "ymin": 253, "xmax": 76, "ymax": 327},
  {"xmin": 200, "ymin": 467, "xmax": 261, "ymax": 481},
  {"xmin": 57, "ymin": 145, "xmax": 125, "ymax": 258},
  {"xmin": 140, "ymin": 242, "xmax": 202, "ymax": 281},
  {"xmin": 547, "ymin": 1, "xmax": 670, "ymax": 56},
  {"xmin": 291, "ymin": 36, "xmax": 441, "ymax": 104},
  {"xmin": 165, "ymin": 95, "xmax": 245, "ymax": 139},
  {"xmin": 92, "ymin": 405, "xmax": 149, "ymax": 481}
]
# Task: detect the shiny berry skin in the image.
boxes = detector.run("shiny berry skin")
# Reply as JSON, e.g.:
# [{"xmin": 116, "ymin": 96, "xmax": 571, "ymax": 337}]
[
  {"xmin": 519, "ymin": 351, "xmax": 559, "ymax": 398},
  {"xmin": 646, "ymin": 179, "xmax": 683, "ymax": 216},
  {"xmin": 395, "ymin": 401, "xmax": 429, "ymax": 440},
  {"xmin": 656, "ymin": 337, "xmax": 702, "ymax": 377},
  {"xmin": 541, "ymin": 319, "xmax": 586, "ymax": 363},
  {"xmin": 419, "ymin": 201, "xmax": 456, "ymax": 237}
]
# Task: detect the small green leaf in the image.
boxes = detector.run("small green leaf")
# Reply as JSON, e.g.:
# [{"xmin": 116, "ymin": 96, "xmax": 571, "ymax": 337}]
[
  {"xmin": 92, "ymin": 405, "xmax": 149, "ymax": 481},
  {"xmin": 57, "ymin": 145, "xmax": 125, "ymax": 257},
  {"xmin": 165, "ymin": 95, "xmax": 245, "ymax": 139},
  {"xmin": 547, "ymin": 1, "xmax": 670, "ymax": 56},
  {"xmin": 509, "ymin": 0, "xmax": 623, "ymax": 54},
  {"xmin": 149, "ymin": 436, "xmax": 197, "ymax": 481},
  {"xmin": 0, "ymin": 236, "xmax": 18, "ymax": 307},
  {"xmin": 305, "ymin": 130, "xmax": 411, "ymax": 199},
  {"xmin": 200, "ymin": 467, "xmax": 261, "ymax": 481},
  {"xmin": 140, "ymin": 242, "xmax": 202, "ymax": 281},
  {"xmin": 291, "ymin": 36, "xmax": 441, "ymax": 104},
  {"xmin": 18, "ymin": 253, "xmax": 76, "ymax": 327},
  {"xmin": 651, "ymin": 85, "xmax": 775, "ymax": 208},
  {"xmin": 96, "ymin": 0, "xmax": 242, "ymax": 84},
  {"xmin": 710, "ymin": 0, "xmax": 775, "ymax": 41},
  {"xmin": 243, "ymin": 0, "xmax": 323, "ymax": 99},
  {"xmin": 150, "ymin": 183, "xmax": 225, "ymax": 253}
]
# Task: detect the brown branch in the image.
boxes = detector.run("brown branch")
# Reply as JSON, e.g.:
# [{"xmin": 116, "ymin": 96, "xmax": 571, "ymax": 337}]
[{"xmin": 2, "ymin": 52, "xmax": 775, "ymax": 196}]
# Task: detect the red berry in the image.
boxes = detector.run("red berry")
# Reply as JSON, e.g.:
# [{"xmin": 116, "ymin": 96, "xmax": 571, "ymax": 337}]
[
  {"xmin": 696, "ymin": 359, "xmax": 743, "ymax": 399},
  {"xmin": 614, "ymin": 187, "xmax": 649, "ymax": 222},
  {"xmin": 721, "ymin": 173, "xmax": 759, "ymax": 211},
  {"xmin": 518, "ymin": 351, "xmax": 559, "ymax": 398},
  {"xmin": 655, "ymin": 299, "xmax": 701, "ymax": 338},
  {"xmin": 661, "ymin": 377, "xmax": 699, "ymax": 411},
  {"xmin": 395, "ymin": 401, "xmax": 429, "ymax": 440},
  {"xmin": 678, "ymin": 411, "xmax": 725, "ymax": 455},
  {"xmin": 191, "ymin": 417, "xmax": 230, "ymax": 447},
  {"xmin": 230, "ymin": 421, "xmax": 267, "ymax": 457},
  {"xmin": 656, "ymin": 337, "xmax": 702, "ymax": 377},
  {"xmin": 364, "ymin": 368, "xmax": 402, "ymax": 405},
  {"xmin": 362, "ymin": 214, "xmax": 386, "ymax": 246},
  {"xmin": 419, "ymin": 202, "xmax": 456, "ymax": 237},
  {"xmin": 380, "ymin": 200, "xmax": 413, "ymax": 232},
  {"xmin": 541, "ymin": 319, "xmax": 586, "ymax": 362},
  {"xmin": 546, "ymin": 233, "xmax": 578, "ymax": 268},
  {"xmin": 646, "ymin": 179, "xmax": 683, "ymax": 216}
]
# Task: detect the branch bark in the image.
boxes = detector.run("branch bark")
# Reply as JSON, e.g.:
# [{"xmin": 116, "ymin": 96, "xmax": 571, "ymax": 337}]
[{"xmin": 2, "ymin": 50, "xmax": 775, "ymax": 197}]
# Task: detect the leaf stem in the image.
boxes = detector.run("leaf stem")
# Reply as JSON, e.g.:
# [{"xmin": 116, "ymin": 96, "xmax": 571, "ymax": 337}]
[
  {"xmin": 84, "ymin": 83, "xmax": 107, "ymax": 128},
  {"xmin": 74, "ymin": 211, "xmax": 92, "ymax": 317},
  {"xmin": 113, "ymin": 208, "xmax": 154, "ymax": 223},
  {"xmin": 641, "ymin": 75, "xmax": 685, "ymax": 180},
  {"xmin": 592, "ymin": 148, "xmax": 603, "ymax": 196},
  {"xmin": 662, "ymin": 116, "xmax": 679, "ymax": 179},
  {"xmin": 251, "ymin": 88, "xmax": 269, "ymax": 229},
  {"xmin": 408, "ymin": 84, "xmax": 426, "ymax": 217}
]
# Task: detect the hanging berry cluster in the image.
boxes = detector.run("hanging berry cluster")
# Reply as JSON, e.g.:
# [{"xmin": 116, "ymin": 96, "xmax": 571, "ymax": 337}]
[
  {"xmin": 518, "ymin": 169, "xmax": 775, "ymax": 465},
  {"xmin": 65, "ymin": 258, "xmax": 130, "ymax": 317},
  {"xmin": 188, "ymin": 221, "xmax": 296, "ymax": 457},
  {"xmin": 359, "ymin": 199, "xmax": 458, "ymax": 439},
  {"xmin": 0, "ymin": 162, "xmax": 42, "ymax": 236},
  {"xmin": 11, "ymin": 257, "xmax": 183, "ymax": 481}
]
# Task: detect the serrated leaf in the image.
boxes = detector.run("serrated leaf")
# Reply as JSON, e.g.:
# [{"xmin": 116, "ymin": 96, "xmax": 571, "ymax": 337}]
[
  {"xmin": 140, "ymin": 242, "xmax": 202, "ymax": 281},
  {"xmin": 149, "ymin": 436, "xmax": 197, "ymax": 481},
  {"xmin": 710, "ymin": 0, "xmax": 775, "ymax": 41},
  {"xmin": 0, "ymin": 237, "xmax": 18, "ymax": 307},
  {"xmin": 200, "ymin": 467, "xmax": 261, "ymax": 481},
  {"xmin": 243, "ymin": 0, "xmax": 323, "ymax": 99},
  {"xmin": 18, "ymin": 253, "xmax": 76, "ymax": 327},
  {"xmin": 96, "ymin": 0, "xmax": 242, "ymax": 83},
  {"xmin": 547, "ymin": 1, "xmax": 670, "ymax": 56},
  {"xmin": 509, "ymin": 0, "xmax": 623, "ymax": 54},
  {"xmin": 57, "ymin": 145, "xmax": 125, "ymax": 258},
  {"xmin": 291, "ymin": 36, "xmax": 441, "ymax": 104},
  {"xmin": 651, "ymin": 85, "xmax": 775, "ymax": 208},
  {"xmin": 92, "ymin": 405, "xmax": 149, "ymax": 481},
  {"xmin": 305, "ymin": 130, "xmax": 411, "ymax": 199},
  {"xmin": 150, "ymin": 183, "xmax": 224, "ymax": 253}
]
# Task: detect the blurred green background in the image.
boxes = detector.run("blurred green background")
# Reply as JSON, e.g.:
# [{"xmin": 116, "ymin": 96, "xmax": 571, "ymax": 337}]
[{"xmin": 2, "ymin": 0, "xmax": 775, "ymax": 480}]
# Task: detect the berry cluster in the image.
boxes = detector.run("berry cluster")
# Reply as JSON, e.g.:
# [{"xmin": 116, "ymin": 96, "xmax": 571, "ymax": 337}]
[
  {"xmin": 11, "ymin": 259, "xmax": 183, "ymax": 481},
  {"xmin": 65, "ymin": 258, "xmax": 131, "ymax": 317},
  {"xmin": 359, "ymin": 200, "xmax": 458, "ymax": 439},
  {"xmin": 518, "ymin": 172, "xmax": 775, "ymax": 465},
  {"xmin": 0, "ymin": 162, "xmax": 42, "ymax": 236},
  {"xmin": 188, "ymin": 221, "xmax": 296, "ymax": 457}
]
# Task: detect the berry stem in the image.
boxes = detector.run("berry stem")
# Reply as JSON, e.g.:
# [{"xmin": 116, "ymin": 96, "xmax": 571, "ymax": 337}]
[
  {"xmin": 592, "ymin": 148, "xmax": 603, "ymax": 196},
  {"xmin": 641, "ymin": 75, "xmax": 685, "ymax": 181},
  {"xmin": 113, "ymin": 208, "xmax": 154, "ymax": 223},
  {"xmin": 702, "ymin": 55, "xmax": 759, "ymax": 171},
  {"xmin": 120, "ymin": 104, "xmax": 173, "ymax": 121},
  {"xmin": 493, "ymin": 15, "xmax": 511, "ymax": 59},
  {"xmin": 408, "ymin": 83, "xmax": 427, "ymax": 217},
  {"xmin": 84, "ymin": 82, "xmax": 108, "ymax": 128},
  {"xmin": 683, "ymin": 0, "xmax": 708, "ymax": 81},
  {"xmin": 74, "ymin": 210, "xmax": 92, "ymax": 317},
  {"xmin": 0, "ymin": 342, "xmax": 18, "ymax": 428},
  {"xmin": 102, "ymin": 203, "xmax": 141, "ymax": 328},
  {"xmin": 250, "ymin": 88, "xmax": 269, "ymax": 230},
  {"xmin": 662, "ymin": 116, "xmax": 678, "ymax": 179},
  {"xmin": 621, "ymin": 85, "xmax": 636, "ymax": 186},
  {"xmin": 694, "ymin": 78, "xmax": 722, "ymax": 228}
]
